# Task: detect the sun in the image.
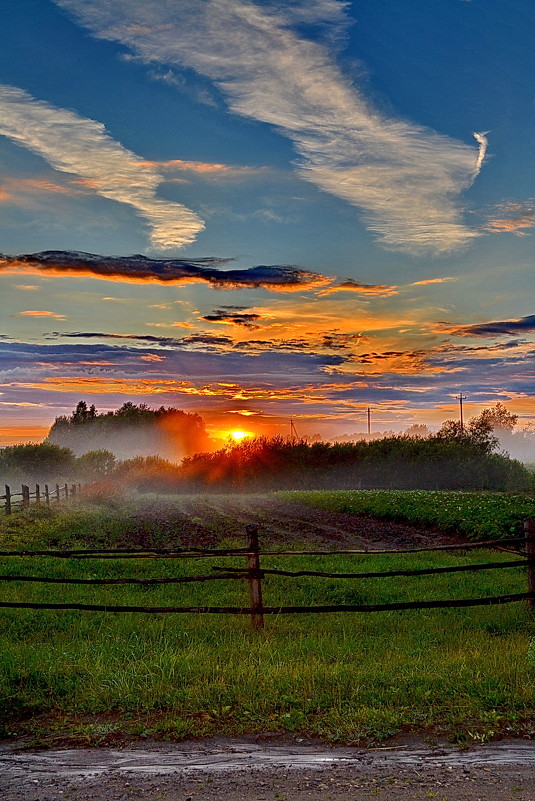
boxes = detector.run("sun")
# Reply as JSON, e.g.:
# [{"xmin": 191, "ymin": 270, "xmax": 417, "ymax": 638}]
[{"xmin": 230, "ymin": 430, "xmax": 250, "ymax": 440}]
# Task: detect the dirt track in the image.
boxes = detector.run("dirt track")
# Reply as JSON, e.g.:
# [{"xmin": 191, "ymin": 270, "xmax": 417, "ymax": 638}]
[{"xmin": 1, "ymin": 736, "xmax": 533, "ymax": 801}]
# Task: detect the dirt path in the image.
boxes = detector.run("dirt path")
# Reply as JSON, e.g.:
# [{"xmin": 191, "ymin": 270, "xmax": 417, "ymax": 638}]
[
  {"xmin": 132, "ymin": 493, "xmax": 466, "ymax": 550},
  {"xmin": 1, "ymin": 736, "xmax": 533, "ymax": 801}
]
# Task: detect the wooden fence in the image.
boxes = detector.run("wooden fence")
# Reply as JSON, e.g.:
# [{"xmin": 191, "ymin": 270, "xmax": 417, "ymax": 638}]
[
  {"xmin": 0, "ymin": 483, "xmax": 82, "ymax": 514},
  {"xmin": 0, "ymin": 520, "xmax": 534, "ymax": 627}
]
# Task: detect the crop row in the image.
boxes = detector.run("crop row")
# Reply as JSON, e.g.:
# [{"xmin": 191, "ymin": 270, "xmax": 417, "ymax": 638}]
[{"xmin": 279, "ymin": 490, "xmax": 535, "ymax": 540}]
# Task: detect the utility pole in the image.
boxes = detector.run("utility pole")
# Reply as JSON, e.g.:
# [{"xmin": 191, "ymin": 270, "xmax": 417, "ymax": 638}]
[
  {"xmin": 456, "ymin": 393, "xmax": 467, "ymax": 431},
  {"xmin": 367, "ymin": 407, "xmax": 371, "ymax": 436},
  {"xmin": 290, "ymin": 418, "xmax": 299, "ymax": 443}
]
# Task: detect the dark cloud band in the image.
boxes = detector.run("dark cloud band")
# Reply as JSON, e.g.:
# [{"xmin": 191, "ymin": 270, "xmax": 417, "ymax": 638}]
[
  {"xmin": 439, "ymin": 315, "xmax": 535, "ymax": 337},
  {"xmin": 0, "ymin": 250, "xmax": 329, "ymax": 291}
]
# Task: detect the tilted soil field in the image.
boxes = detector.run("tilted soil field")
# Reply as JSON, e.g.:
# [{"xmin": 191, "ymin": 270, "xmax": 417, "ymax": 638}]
[{"xmin": 123, "ymin": 492, "xmax": 469, "ymax": 550}]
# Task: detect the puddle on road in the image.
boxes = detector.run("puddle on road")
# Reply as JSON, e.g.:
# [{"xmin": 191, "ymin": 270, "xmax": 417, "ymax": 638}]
[{"xmin": 0, "ymin": 740, "xmax": 533, "ymax": 780}]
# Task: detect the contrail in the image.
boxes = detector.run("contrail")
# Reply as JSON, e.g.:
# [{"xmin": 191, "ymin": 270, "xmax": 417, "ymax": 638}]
[{"xmin": 473, "ymin": 131, "xmax": 489, "ymax": 175}]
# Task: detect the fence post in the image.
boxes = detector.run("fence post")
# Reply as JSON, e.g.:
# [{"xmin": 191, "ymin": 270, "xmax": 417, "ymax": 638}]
[
  {"xmin": 71, "ymin": 483, "xmax": 77, "ymax": 498},
  {"xmin": 44, "ymin": 484, "xmax": 50, "ymax": 506},
  {"xmin": 525, "ymin": 518, "xmax": 535, "ymax": 613},
  {"xmin": 35, "ymin": 484, "xmax": 40, "ymax": 506},
  {"xmin": 246, "ymin": 524, "xmax": 264, "ymax": 629},
  {"xmin": 55, "ymin": 484, "xmax": 60, "ymax": 503},
  {"xmin": 4, "ymin": 485, "xmax": 11, "ymax": 515},
  {"xmin": 21, "ymin": 485, "xmax": 30, "ymax": 508},
  {"xmin": 64, "ymin": 483, "xmax": 69, "ymax": 500}
]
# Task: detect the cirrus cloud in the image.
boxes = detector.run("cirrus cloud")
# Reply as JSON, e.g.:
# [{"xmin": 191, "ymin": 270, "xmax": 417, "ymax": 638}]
[
  {"xmin": 0, "ymin": 84, "xmax": 204, "ymax": 249},
  {"xmin": 55, "ymin": 0, "xmax": 485, "ymax": 254}
]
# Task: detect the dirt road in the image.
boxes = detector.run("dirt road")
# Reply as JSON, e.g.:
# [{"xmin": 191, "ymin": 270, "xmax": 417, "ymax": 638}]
[{"xmin": 1, "ymin": 736, "xmax": 533, "ymax": 801}]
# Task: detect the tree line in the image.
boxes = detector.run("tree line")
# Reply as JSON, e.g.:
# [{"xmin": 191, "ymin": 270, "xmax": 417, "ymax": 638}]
[{"xmin": 0, "ymin": 401, "xmax": 531, "ymax": 492}]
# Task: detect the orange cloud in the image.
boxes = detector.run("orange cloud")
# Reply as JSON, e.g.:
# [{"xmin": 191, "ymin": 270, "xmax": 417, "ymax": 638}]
[
  {"xmin": 11, "ymin": 310, "xmax": 66, "ymax": 320},
  {"xmin": 484, "ymin": 215, "xmax": 535, "ymax": 234},
  {"xmin": 140, "ymin": 353, "xmax": 167, "ymax": 362},
  {"xmin": 0, "ymin": 176, "xmax": 86, "ymax": 205},
  {"xmin": 318, "ymin": 279, "xmax": 398, "ymax": 296},
  {"xmin": 482, "ymin": 200, "xmax": 535, "ymax": 235},
  {"xmin": 410, "ymin": 277, "xmax": 456, "ymax": 286}
]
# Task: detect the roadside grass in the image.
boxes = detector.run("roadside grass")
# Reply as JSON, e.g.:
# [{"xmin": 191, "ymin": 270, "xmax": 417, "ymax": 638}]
[
  {"xmin": 0, "ymin": 501, "xmax": 534, "ymax": 745},
  {"xmin": 278, "ymin": 490, "xmax": 535, "ymax": 540}
]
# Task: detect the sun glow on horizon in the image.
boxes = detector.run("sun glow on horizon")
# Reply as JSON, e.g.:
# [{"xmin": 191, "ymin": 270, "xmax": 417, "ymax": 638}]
[{"xmin": 230, "ymin": 429, "xmax": 250, "ymax": 440}]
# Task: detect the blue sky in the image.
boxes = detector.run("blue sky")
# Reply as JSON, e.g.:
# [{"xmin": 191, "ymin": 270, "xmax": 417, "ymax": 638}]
[{"xmin": 0, "ymin": 0, "xmax": 534, "ymax": 447}]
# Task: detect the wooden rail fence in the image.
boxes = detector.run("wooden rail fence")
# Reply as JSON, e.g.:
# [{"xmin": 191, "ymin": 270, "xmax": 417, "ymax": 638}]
[
  {"xmin": 0, "ymin": 483, "xmax": 82, "ymax": 514},
  {"xmin": 0, "ymin": 519, "xmax": 533, "ymax": 627}
]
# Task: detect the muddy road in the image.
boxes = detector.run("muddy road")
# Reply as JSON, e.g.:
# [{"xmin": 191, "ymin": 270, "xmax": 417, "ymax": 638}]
[{"xmin": 1, "ymin": 736, "xmax": 533, "ymax": 801}]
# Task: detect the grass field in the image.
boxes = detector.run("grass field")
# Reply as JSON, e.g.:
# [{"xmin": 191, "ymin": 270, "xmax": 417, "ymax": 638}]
[{"xmin": 0, "ymin": 494, "xmax": 533, "ymax": 746}]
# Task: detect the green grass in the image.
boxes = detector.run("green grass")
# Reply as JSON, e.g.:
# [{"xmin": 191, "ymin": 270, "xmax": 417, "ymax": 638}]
[
  {"xmin": 278, "ymin": 489, "xmax": 535, "ymax": 540},
  {"xmin": 0, "ymin": 497, "xmax": 533, "ymax": 746}
]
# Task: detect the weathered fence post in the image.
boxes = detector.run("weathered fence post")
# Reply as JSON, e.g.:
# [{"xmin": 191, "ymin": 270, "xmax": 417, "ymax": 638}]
[
  {"xmin": 55, "ymin": 484, "xmax": 60, "ymax": 503},
  {"xmin": 71, "ymin": 483, "xmax": 77, "ymax": 498},
  {"xmin": 525, "ymin": 518, "xmax": 535, "ymax": 612},
  {"xmin": 4, "ymin": 485, "xmax": 11, "ymax": 515},
  {"xmin": 35, "ymin": 484, "xmax": 40, "ymax": 506},
  {"xmin": 246, "ymin": 524, "xmax": 264, "ymax": 629},
  {"xmin": 44, "ymin": 484, "xmax": 50, "ymax": 506},
  {"xmin": 21, "ymin": 485, "xmax": 30, "ymax": 508},
  {"xmin": 64, "ymin": 483, "xmax": 69, "ymax": 500}
]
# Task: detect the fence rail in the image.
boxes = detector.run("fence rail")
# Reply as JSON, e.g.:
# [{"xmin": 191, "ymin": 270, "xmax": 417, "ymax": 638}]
[
  {"xmin": 0, "ymin": 483, "xmax": 82, "ymax": 514},
  {"xmin": 0, "ymin": 520, "xmax": 533, "ymax": 627}
]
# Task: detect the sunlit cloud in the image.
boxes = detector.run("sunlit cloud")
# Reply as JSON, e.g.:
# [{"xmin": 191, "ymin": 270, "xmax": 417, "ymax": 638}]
[
  {"xmin": 436, "ymin": 315, "xmax": 535, "ymax": 338},
  {"xmin": 318, "ymin": 279, "xmax": 398, "ymax": 296},
  {"xmin": 0, "ymin": 84, "xmax": 204, "ymax": 248},
  {"xmin": 136, "ymin": 158, "xmax": 269, "ymax": 181},
  {"xmin": 0, "ymin": 249, "xmax": 330, "ymax": 291},
  {"xmin": 484, "ymin": 216, "xmax": 535, "ymax": 235},
  {"xmin": 410, "ymin": 277, "xmax": 456, "ymax": 286},
  {"xmin": 0, "ymin": 176, "xmax": 86, "ymax": 206},
  {"xmin": 11, "ymin": 310, "xmax": 66, "ymax": 320},
  {"xmin": 54, "ymin": 0, "xmax": 483, "ymax": 254},
  {"xmin": 482, "ymin": 199, "xmax": 535, "ymax": 235}
]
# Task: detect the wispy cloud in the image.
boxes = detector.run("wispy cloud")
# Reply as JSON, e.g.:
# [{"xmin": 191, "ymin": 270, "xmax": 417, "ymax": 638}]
[
  {"xmin": 410, "ymin": 277, "xmax": 456, "ymax": 286},
  {"xmin": 0, "ymin": 176, "xmax": 85, "ymax": 205},
  {"xmin": 318, "ymin": 279, "xmax": 398, "ymax": 296},
  {"xmin": 136, "ymin": 158, "xmax": 269, "ymax": 181},
  {"xmin": 436, "ymin": 315, "xmax": 535, "ymax": 337},
  {"xmin": 0, "ymin": 249, "xmax": 330, "ymax": 291},
  {"xmin": 55, "ymin": 0, "xmax": 483, "ymax": 254},
  {"xmin": 11, "ymin": 310, "xmax": 66, "ymax": 320},
  {"xmin": 0, "ymin": 84, "xmax": 204, "ymax": 249},
  {"xmin": 482, "ymin": 200, "xmax": 535, "ymax": 235}
]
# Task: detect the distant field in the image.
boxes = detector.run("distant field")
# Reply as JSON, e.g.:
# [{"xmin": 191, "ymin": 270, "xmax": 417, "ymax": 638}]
[
  {"xmin": 279, "ymin": 489, "xmax": 535, "ymax": 540},
  {"xmin": 0, "ymin": 494, "xmax": 533, "ymax": 746}
]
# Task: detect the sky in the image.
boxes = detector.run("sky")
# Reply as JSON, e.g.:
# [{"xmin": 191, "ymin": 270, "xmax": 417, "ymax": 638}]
[{"xmin": 0, "ymin": 0, "xmax": 534, "ymax": 448}]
